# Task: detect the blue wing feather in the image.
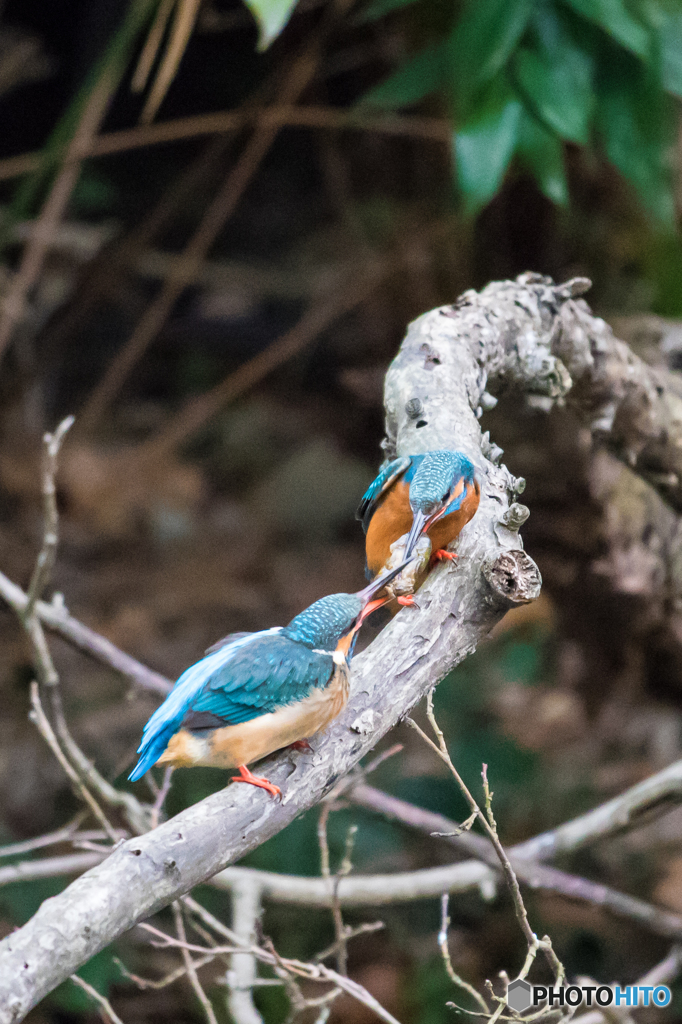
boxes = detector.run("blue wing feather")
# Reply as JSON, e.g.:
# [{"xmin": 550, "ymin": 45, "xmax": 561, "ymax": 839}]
[
  {"xmin": 128, "ymin": 629, "xmax": 334, "ymax": 781},
  {"xmin": 129, "ymin": 628, "xmax": 282, "ymax": 780},
  {"xmin": 193, "ymin": 635, "xmax": 333, "ymax": 722},
  {"xmin": 355, "ymin": 456, "xmax": 412, "ymax": 533}
]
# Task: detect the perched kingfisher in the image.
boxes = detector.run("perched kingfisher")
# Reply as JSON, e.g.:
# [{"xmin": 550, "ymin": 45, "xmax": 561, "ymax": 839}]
[
  {"xmin": 128, "ymin": 563, "xmax": 409, "ymax": 798},
  {"xmin": 357, "ymin": 450, "xmax": 480, "ymax": 605}
]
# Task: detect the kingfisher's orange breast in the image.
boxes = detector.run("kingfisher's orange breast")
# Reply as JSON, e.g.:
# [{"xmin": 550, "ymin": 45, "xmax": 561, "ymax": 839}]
[
  {"xmin": 365, "ymin": 480, "xmax": 413, "ymax": 577},
  {"xmin": 427, "ymin": 479, "xmax": 480, "ymax": 552}
]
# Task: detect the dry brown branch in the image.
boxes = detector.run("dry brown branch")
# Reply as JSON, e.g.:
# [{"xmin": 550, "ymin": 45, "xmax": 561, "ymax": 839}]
[
  {"xmin": 68, "ymin": 974, "xmax": 125, "ymax": 1024},
  {"xmin": 140, "ymin": 0, "xmax": 202, "ymax": 124},
  {"xmin": 0, "ymin": 107, "xmax": 450, "ymax": 183},
  {"xmin": 132, "ymin": 0, "xmax": 176, "ymax": 92},
  {"xmin": 139, "ymin": 255, "xmax": 389, "ymax": 461},
  {"xmin": 138, "ymin": 215, "xmax": 454, "ymax": 463},
  {"xmin": 172, "ymin": 902, "xmax": 219, "ymax": 1024},
  {"xmin": 0, "ymin": 61, "xmax": 118, "ymax": 363},
  {"xmin": 79, "ymin": 0, "xmax": 357, "ymax": 431}
]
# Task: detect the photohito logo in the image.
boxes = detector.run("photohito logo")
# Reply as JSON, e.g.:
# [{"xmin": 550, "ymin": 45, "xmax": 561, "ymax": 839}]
[{"xmin": 506, "ymin": 979, "xmax": 671, "ymax": 1012}]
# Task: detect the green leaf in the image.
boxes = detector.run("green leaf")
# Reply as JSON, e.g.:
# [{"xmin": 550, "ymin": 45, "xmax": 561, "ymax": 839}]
[
  {"xmin": 596, "ymin": 49, "xmax": 675, "ymax": 224},
  {"xmin": 516, "ymin": 108, "xmax": 569, "ymax": 206},
  {"xmin": 243, "ymin": 0, "xmax": 300, "ymax": 49},
  {"xmin": 453, "ymin": 76, "xmax": 523, "ymax": 213},
  {"xmin": 450, "ymin": 0, "xmax": 534, "ymax": 104},
  {"xmin": 561, "ymin": 0, "xmax": 650, "ymax": 59},
  {"xmin": 357, "ymin": 0, "xmax": 420, "ymax": 23},
  {"xmin": 361, "ymin": 37, "xmax": 449, "ymax": 107},
  {"xmin": 513, "ymin": 5, "xmax": 593, "ymax": 144},
  {"xmin": 658, "ymin": 8, "xmax": 682, "ymax": 98}
]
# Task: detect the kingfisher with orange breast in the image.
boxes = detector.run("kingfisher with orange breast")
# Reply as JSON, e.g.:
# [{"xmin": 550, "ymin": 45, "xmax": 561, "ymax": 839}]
[
  {"xmin": 129, "ymin": 562, "xmax": 409, "ymax": 797},
  {"xmin": 357, "ymin": 450, "xmax": 480, "ymax": 605}
]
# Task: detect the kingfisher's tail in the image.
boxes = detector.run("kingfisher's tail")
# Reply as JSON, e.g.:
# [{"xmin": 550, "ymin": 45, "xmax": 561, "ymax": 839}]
[{"xmin": 128, "ymin": 725, "xmax": 175, "ymax": 781}]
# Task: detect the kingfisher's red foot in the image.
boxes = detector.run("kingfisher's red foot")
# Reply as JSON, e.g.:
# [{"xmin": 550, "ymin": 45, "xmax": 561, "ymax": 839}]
[
  {"xmin": 231, "ymin": 764, "xmax": 281, "ymax": 798},
  {"xmin": 433, "ymin": 549, "xmax": 458, "ymax": 562},
  {"xmin": 397, "ymin": 595, "xmax": 418, "ymax": 607},
  {"xmin": 290, "ymin": 739, "xmax": 313, "ymax": 752}
]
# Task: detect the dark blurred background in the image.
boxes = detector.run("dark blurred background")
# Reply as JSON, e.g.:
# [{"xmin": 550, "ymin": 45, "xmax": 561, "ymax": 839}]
[{"xmin": 1, "ymin": 0, "xmax": 682, "ymax": 1021}]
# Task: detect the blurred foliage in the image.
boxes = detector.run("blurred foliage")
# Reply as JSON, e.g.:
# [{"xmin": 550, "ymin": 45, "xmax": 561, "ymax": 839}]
[
  {"xmin": 244, "ymin": 0, "xmax": 301, "ymax": 49},
  {"xmin": 362, "ymin": 0, "xmax": 682, "ymax": 220}
]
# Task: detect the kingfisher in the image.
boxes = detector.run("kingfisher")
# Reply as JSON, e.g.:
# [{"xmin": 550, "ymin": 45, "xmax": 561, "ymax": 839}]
[
  {"xmin": 357, "ymin": 450, "xmax": 480, "ymax": 605},
  {"xmin": 128, "ymin": 563, "xmax": 410, "ymax": 798}
]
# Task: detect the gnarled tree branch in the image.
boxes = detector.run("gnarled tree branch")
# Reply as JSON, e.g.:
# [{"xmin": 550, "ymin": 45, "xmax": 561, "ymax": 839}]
[{"xmin": 2, "ymin": 273, "xmax": 667, "ymax": 1020}]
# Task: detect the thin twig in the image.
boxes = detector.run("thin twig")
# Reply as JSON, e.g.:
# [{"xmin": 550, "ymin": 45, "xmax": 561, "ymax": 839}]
[
  {"xmin": 137, "ymin": 217, "xmax": 454, "ymax": 463},
  {"xmin": 0, "ymin": 62, "xmax": 117, "ymax": 363},
  {"xmin": 314, "ymin": 921, "xmax": 384, "ymax": 964},
  {"xmin": 331, "ymin": 824, "xmax": 357, "ymax": 975},
  {"xmin": 140, "ymin": 923, "xmax": 403, "ymax": 1024},
  {"xmin": 0, "ymin": 570, "xmax": 172, "ymax": 696},
  {"xmin": 150, "ymin": 767, "xmax": 174, "ymax": 829},
  {"xmin": 132, "ymin": 0, "xmax": 176, "ymax": 92},
  {"xmin": 69, "ymin": 974, "xmax": 125, "ymax": 1024},
  {"xmin": 29, "ymin": 683, "xmax": 119, "ymax": 842},
  {"xmin": 140, "ymin": 0, "xmax": 202, "ymax": 124},
  {"xmin": 438, "ymin": 893, "xmax": 489, "ymax": 1013},
  {"xmin": 0, "ymin": 107, "xmax": 451, "ymax": 184},
  {"xmin": 114, "ymin": 952, "xmax": 217, "ymax": 991},
  {"xmin": 0, "ymin": 813, "xmax": 86, "ymax": 859},
  {"xmin": 25, "ymin": 417, "xmax": 74, "ymax": 617},
  {"xmin": 79, "ymin": 0, "xmax": 357, "ymax": 431},
  {"xmin": 408, "ymin": 694, "xmax": 566, "ymax": 1006},
  {"xmin": 172, "ymin": 903, "xmax": 219, "ymax": 1024},
  {"xmin": 9, "ymin": 422, "xmax": 152, "ymax": 836}
]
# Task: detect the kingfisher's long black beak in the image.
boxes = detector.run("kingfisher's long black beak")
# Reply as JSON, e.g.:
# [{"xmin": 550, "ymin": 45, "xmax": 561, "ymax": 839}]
[
  {"xmin": 403, "ymin": 510, "xmax": 427, "ymax": 560},
  {"xmin": 355, "ymin": 558, "xmax": 414, "ymax": 625}
]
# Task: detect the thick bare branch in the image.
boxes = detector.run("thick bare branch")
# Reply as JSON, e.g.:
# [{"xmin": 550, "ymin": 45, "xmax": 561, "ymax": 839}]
[
  {"xmin": 4, "ymin": 275, "xmax": 643, "ymax": 1018},
  {"xmin": 348, "ymin": 784, "xmax": 682, "ymax": 938},
  {"xmin": 227, "ymin": 878, "xmax": 264, "ymax": 1024},
  {"xmin": 510, "ymin": 758, "xmax": 682, "ymax": 862}
]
